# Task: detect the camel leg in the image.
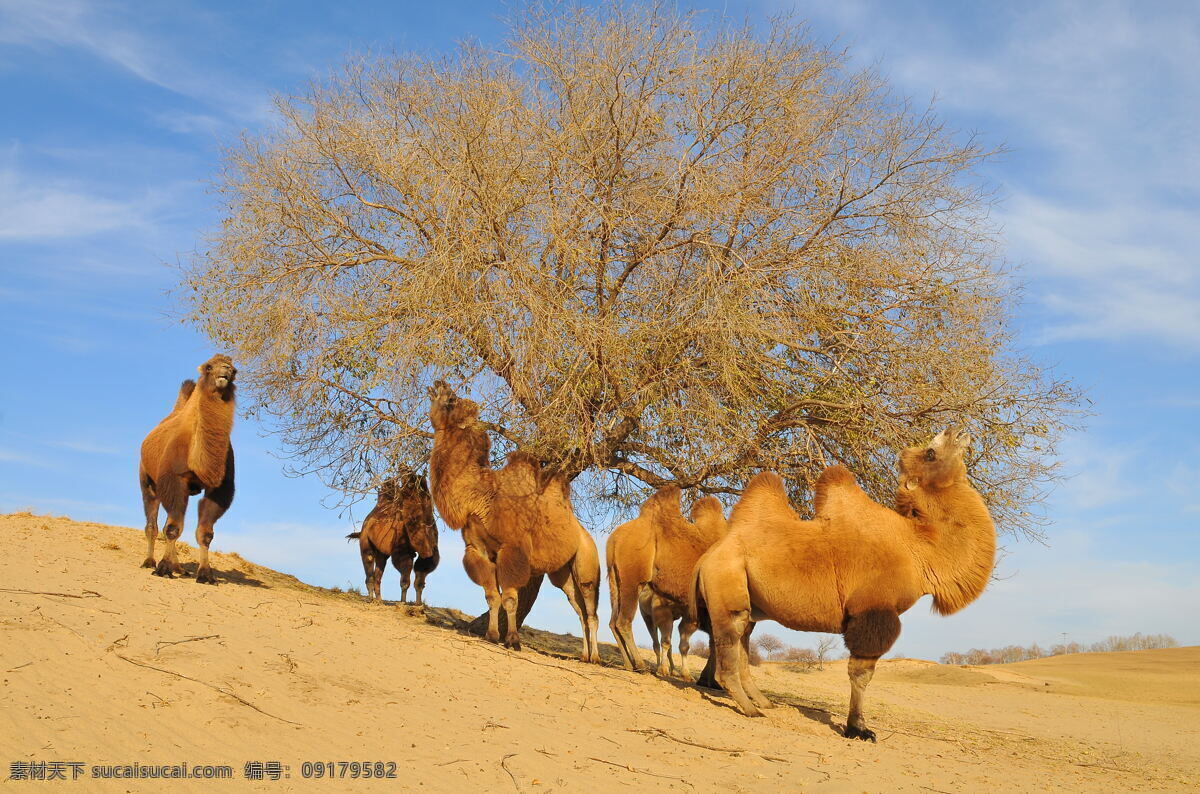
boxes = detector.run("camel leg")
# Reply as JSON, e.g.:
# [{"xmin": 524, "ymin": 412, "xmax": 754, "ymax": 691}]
[
  {"xmin": 676, "ymin": 613, "xmax": 697, "ymax": 683},
  {"xmin": 394, "ymin": 553, "xmax": 414, "ymax": 604},
  {"xmin": 195, "ymin": 461, "xmax": 232, "ymax": 585},
  {"xmin": 462, "ymin": 539, "xmax": 502, "ymax": 644},
  {"xmin": 549, "ymin": 561, "xmax": 599, "ymax": 663},
  {"xmin": 495, "ymin": 544, "xmax": 531, "ymax": 651},
  {"xmin": 740, "ymin": 622, "xmax": 774, "ymax": 710},
  {"xmin": 139, "ymin": 472, "xmax": 159, "ymax": 569},
  {"xmin": 651, "ymin": 597, "xmax": 678, "ymax": 677},
  {"xmin": 359, "ymin": 545, "xmax": 377, "ymax": 599},
  {"xmin": 608, "ymin": 568, "xmax": 646, "ymax": 672},
  {"xmin": 572, "ymin": 549, "xmax": 601, "ymax": 664},
  {"xmin": 713, "ymin": 608, "xmax": 761, "ymax": 717},
  {"xmin": 842, "ymin": 609, "xmax": 901, "ymax": 741},
  {"xmin": 371, "ymin": 551, "xmax": 388, "ymax": 600},
  {"xmin": 638, "ymin": 588, "xmax": 660, "ymax": 669},
  {"xmin": 154, "ymin": 476, "xmax": 187, "ymax": 579},
  {"xmin": 413, "ymin": 548, "xmax": 438, "ymax": 606}
]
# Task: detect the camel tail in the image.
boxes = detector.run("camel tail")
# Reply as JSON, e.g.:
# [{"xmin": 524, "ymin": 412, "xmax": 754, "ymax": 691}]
[
  {"xmin": 414, "ymin": 547, "xmax": 440, "ymax": 574},
  {"xmin": 345, "ymin": 532, "xmax": 362, "ymax": 542},
  {"xmin": 687, "ymin": 558, "xmax": 710, "ymax": 635}
]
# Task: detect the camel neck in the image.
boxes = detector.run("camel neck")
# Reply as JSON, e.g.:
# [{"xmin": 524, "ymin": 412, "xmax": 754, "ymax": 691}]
[
  {"xmin": 909, "ymin": 480, "xmax": 996, "ymax": 616},
  {"xmin": 186, "ymin": 383, "xmax": 234, "ymax": 488}
]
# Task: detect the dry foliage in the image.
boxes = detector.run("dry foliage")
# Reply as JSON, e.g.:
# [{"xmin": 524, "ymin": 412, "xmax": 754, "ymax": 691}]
[{"xmin": 184, "ymin": 2, "xmax": 1080, "ymax": 538}]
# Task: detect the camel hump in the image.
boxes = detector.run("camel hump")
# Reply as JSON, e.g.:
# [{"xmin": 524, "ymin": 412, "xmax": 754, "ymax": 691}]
[
  {"xmin": 506, "ymin": 451, "xmax": 541, "ymax": 472},
  {"xmin": 817, "ymin": 465, "xmax": 855, "ymax": 489},
  {"xmin": 171, "ymin": 379, "xmax": 196, "ymax": 412},
  {"xmin": 641, "ymin": 485, "xmax": 683, "ymax": 517},
  {"xmin": 690, "ymin": 495, "xmax": 724, "ymax": 522},
  {"xmin": 733, "ymin": 472, "xmax": 791, "ymax": 520},
  {"xmin": 690, "ymin": 496, "xmax": 727, "ymax": 538},
  {"xmin": 814, "ymin": 464, "xmax": 867, "ymax": 516}
]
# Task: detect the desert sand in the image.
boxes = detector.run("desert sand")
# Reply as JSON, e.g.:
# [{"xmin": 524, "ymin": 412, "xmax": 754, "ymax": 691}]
[{"xmin": 2, "ymin": 512, "xmax": 1196, "ymax": 792}]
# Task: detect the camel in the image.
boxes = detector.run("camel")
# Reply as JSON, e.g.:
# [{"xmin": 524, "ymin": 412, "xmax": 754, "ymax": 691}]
[
  {"xmin": 346, "ymin": 472, "xmax": 440, "ymax": 605},
  {"xmin": 606, "ymin": 488, "xmax": 728, "ymax": 679},
  {"xmin": 138, "ymin": 355, "xmax": 237, "ymax": 584},
  {"xmin": 427, "ymin": 380, "xmax": 601, "ymax": 662},
  {"xmin": 692, "ymin": 427, "xmax": 995, "ymax": 740}
]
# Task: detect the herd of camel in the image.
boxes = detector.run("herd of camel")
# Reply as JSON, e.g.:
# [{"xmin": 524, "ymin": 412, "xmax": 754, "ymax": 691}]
[{"xmin": 138, "ymin": 356, "xmax": 996, "ymax": 742}]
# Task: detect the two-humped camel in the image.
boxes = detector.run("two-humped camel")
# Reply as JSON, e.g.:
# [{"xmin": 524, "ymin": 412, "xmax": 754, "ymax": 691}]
[
  {"xmin": 347, "ymin": 472, "xmax": 440, "ymax": 604},
  {"xmin": 138, "ymin": 355, "xmax": 237, "ymax": 584},
  {"xmin": 693, "ymin": 427, "xmax": 995, "ymax": 740},
  {"xmin": 606, "ymin": 487, "xmax": 727, "ymax": 679},
  {"xmin": 427, "ymin": 381, "xmax": 601, "ymax": 662}
]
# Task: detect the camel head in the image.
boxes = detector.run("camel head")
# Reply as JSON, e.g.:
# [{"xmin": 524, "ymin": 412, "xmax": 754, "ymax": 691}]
[
  {"xmin": 198, "ymin": 354, "xmax": 236, "ymax": 398},
  {"xmin": 900, "ymin": 426, "xmax": 972, "ymax": 490},
  {"xmin": 427, "ymin": 379, "xmax": 479, "ymax": 431}
]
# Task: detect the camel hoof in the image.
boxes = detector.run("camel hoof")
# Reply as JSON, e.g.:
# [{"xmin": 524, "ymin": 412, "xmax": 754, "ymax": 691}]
[
  {"xmin": 153, "ymin": 560, "xmax": 175, "ymax": 578},
  {"xmin": 195, "ymin": 568, "xmax": 216, "ymax": 585},
  {"xmin": 505, "ymin": 634, "xmax": 522, "ymax": 651},
  {"xmin": 845, "ymin": 725, "xmax": 876, "ymax": 742},
  {"xmin": 485, "ymin": 630, "xmax": 501, "ymax": 644},
  {"xmin": 141, "ymin": 558, "xmax": 156, "ymax": 569}
]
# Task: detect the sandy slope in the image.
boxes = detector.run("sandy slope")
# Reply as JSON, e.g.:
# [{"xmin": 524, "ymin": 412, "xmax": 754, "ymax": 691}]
[{"xmin": 1, "ymin": 512, "xmax": 1196, "ymax": 792}]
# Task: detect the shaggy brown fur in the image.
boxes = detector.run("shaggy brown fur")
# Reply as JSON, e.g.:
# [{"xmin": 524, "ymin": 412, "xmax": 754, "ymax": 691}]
[
  {"xmin": 346, "ymin": 472, "xmax": 440, "ymax": 605},
  {"xmin": 692, "ymin": 427, "xmax": 995, "ymax": 740},
  {"xmin": 137, "ymin": 355, "xmax": 237, "ymax": 584},
  {"xmin": 606, "ymin": 489, "xmax": 727, "ymax": 679},
  {"xmin": 427, "ymin": 381, "xmax": 601, "ymax": 662}
]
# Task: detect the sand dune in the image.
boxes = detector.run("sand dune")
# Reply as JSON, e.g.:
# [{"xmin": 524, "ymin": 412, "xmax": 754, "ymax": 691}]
[{"xmin": 2, "ymin": 512, "xmax": 1196, "ymax": 792}]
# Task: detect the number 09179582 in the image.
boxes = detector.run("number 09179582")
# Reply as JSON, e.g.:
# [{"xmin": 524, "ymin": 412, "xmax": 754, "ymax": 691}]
[{"xmin": 300, "ymin": 761, "xmax": 398, "ymax": 779}]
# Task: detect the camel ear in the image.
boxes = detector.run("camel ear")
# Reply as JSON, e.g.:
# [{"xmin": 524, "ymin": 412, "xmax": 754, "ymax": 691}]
[
  {"xmin": 903, "ymin": 478, "xmax": 919, "ymax": 491},
  {"xmin": 426, "ymin": 385, "xmax": 436, "ymax": 399}
]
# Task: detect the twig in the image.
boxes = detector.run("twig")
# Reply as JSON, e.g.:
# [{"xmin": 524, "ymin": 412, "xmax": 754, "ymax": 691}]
[
  {"xmin": 921, "ymin": 787, "xmax": 955, "ymax": 794},
  {"xmin": 436, "ymin": 759, "xmax": 469, "ymax": 767},
  {"xmin": 588, "ymin": 758, "xmax": 693, "ymax": 788},
  {"xmin": 500, "ymin": 753, "xmax": 520, "ymax": 792},
  {"xmin": 105, "ymin": 635, "xmax": 129, "ymax": 653},
  {"xmin": 146, "ymin": 691, "xmax": 170, "ymax": 707},
  {"xmin": 6, "ymin": 662, "xmax": 32, "ymax": 672},
  {"xmin": 155, "ymin": 634, "xmax": 221, "ymax": 656},
  {"xmin": 113, "ymin": 654, "xmax": 301, "ymax": 726},
  {"xmin": 628, "ymin": 727, "xmax": 788, "ymax": 763},
  {"xmin": 0, "ymin": 588, "xmax": 102, "ymax": 599},
  {"xmin": 465, "ymin": 639, "xmax": 592, "ymax": 679},
  {"xmin": 484, "ymin": 721, "xmax": 510, "ymax": 730}
]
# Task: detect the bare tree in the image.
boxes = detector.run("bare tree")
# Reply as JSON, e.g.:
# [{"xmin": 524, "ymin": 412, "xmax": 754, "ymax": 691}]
[
  {"xmin": 783, "ymin": 646, "xmax": 819, "ymax": 671},
  {"xmin": 184, "ymin": 2, "xmax": 1080, "ymax": 538},
  {"xmin": 754, "ymin": 633, "xmax": 785, "ymax": 660},
  {"xmin": 815, "ymin": 635, "xmax": 839, "ymax": 670}
]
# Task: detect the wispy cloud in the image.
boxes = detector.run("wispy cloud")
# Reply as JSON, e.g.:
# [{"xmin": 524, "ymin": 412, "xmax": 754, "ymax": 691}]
[
  {"xmin": 0, "ymin": 0, "xmax": 271, "ymax": 123},
  {"xmin": 798, "ymin": 0, "xmax": 1200, "ymax": 350},
  {"xmin": 0, "ymin": 164, "xmax": 158, "ymax": 241}
]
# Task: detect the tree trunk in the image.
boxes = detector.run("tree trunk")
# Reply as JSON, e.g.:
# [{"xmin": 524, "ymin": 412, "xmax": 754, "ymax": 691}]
[{"xmin": 465, "ymin": 574, "xmax": 545, "ymax": 638}]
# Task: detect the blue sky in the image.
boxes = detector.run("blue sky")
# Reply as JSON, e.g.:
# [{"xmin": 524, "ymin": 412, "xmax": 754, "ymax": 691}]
[{"xmin": 1, "ymin": 0, "xmax": 1196, "ymax": 660}]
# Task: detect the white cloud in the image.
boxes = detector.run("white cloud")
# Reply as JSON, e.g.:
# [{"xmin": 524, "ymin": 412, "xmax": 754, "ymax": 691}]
[
  {"xmin": 0, "ymin": 165, "xmax": 156, "ymax": 240},
  {"xmin": 794, "ymin": 0, "xmax": 1200, "ymax": 350},
  {"xmin": 0, "ymin": 0, "xmax": 271, "ymax": 122}
]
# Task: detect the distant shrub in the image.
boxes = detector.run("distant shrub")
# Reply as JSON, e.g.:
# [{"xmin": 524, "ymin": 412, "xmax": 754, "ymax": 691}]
[{"xmin": 940, "ymin": 633, "xmax": 1178, "ymax": 665}]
